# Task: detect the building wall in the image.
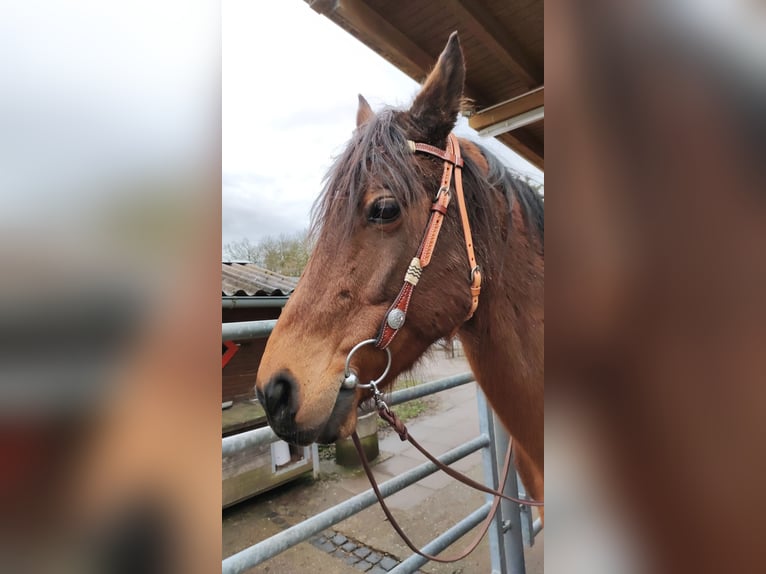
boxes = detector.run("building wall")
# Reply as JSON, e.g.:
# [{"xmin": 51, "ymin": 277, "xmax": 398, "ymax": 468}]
[{"xmin": 222, "ymin": 305, "xmax": 283, "ymax": 403}]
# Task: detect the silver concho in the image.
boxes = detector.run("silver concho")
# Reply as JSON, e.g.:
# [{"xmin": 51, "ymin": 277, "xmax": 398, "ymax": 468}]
[{"xmin": 386, "ymin": 309, "xmax": 406, "ymax": 330}]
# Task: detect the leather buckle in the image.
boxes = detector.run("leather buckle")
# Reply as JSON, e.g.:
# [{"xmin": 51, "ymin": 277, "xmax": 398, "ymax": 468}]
[{"xmin": 434, "ymin": 185, "xmax": 450, "ymax": 201}]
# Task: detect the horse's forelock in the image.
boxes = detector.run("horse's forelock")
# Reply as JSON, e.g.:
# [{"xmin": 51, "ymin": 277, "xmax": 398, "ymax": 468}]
[{"xmin": 310, "ymin": 109, "xmax": 425, "ymax": 240}]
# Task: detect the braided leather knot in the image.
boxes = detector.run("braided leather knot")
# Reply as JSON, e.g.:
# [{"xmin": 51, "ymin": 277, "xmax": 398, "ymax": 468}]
[{"xmin": 379, "ymin": 406, "xmax": 408, "ymax": 441}]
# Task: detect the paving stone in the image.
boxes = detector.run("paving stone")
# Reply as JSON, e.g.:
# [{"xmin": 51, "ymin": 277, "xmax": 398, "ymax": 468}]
[
  {"xmin": 317, "ymin": 541, "xmax": 335, "ymax": 553},
  {"xmin": 366, "ymin": 551, "xmax": 382, "ymax": 564},
  {"xmin": 344, "ymin": 554, "xmax": 361, "ymax": 565},
  {"xmin": 322, "ymin": 529, "xmax": 335, "ymax": 538},
  {"xmin": 379, "ymin": 556, "xmax": 398, "ymax": 571},
  {"xmin": 309, "ymin": 537, "xmax": 327, "ymax": 548},
  {"xmin": 332, "ymin": 533, "xmax": 348, "ymax": 546},
  {"xmin": 353, "ymin": 547, "xmax": 372, "ymax": 559},
  {"xmin": 332, "ymin": 549, "xmax": 346, "ymax": 559},
  {"xmin": 369, "ymin": 567, "xmax": 388, "ymax": 574},
  {"xmin": 354, "ymin": 560, "xmax": 373, "ymax": 571},
  {"xmin": 342, "ymin": 541, "xmax": 357, "ymax": 552}
]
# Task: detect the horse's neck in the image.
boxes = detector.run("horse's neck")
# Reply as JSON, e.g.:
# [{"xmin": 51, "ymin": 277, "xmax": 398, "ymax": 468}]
[
  {"xmin": 457, "ymin": 226, "xmax": 544, "ymax": 454},
  {"xmin": 459, "ymin": 309, "xmax": 544, "ymax": 438}
]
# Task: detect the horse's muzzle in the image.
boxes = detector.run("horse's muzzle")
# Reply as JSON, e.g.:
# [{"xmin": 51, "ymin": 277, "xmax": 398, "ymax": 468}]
[
  {"xmin": 256, "ymin": 372, "xmax": 357, "ymax": 446},
  {"xmin": 256, "ymin": 370, "xmax": 307, "ymax": 443}
]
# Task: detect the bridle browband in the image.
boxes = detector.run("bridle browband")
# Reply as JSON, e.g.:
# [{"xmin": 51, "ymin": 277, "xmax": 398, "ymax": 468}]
[
  {"xmin": 374, "ymin": 133, "xmax": 482, "ymax": 350},
  {"xmin": 342, "ymin": 133, "xmax": 542, "ymax": 564}
]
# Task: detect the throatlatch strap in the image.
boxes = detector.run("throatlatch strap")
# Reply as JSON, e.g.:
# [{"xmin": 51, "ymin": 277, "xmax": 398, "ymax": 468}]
[{"xmin": 449, "ymin": 136, "xmax": 481, "ymax": 319}]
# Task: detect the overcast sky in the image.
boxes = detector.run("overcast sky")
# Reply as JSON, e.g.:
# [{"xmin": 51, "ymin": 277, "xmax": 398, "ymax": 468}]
[{"xmin": 222, "ymin": 0, "xmax": 543, "ymax": 248}]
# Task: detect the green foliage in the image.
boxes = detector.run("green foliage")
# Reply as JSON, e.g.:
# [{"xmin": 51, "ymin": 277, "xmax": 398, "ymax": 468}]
[
  {"xmin": 224, "ymin": 229, "xmax": 311, "ymax": 276},
  {"xmin": 375, "ymin": 377, "xmax": 430, "ymax": 430}
]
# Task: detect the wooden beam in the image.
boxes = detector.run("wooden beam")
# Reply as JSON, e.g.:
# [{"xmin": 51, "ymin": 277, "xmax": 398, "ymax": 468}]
[
  {"xmin": 498, "ymin": 128, "xmax": 544, "ymax": 170},
  {"xmin": 444, "ymin": 0, "xmax": 541, "ymax": 87},
  {"xmin": 469, "ymin": 87, "xmax": 544, "ymax": 132}
]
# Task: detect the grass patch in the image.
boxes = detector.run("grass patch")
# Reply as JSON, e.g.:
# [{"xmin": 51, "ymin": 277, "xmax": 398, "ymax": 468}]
[{"xmin": 376, "ymin": 377, "xmax": 430, "ymax": 430}]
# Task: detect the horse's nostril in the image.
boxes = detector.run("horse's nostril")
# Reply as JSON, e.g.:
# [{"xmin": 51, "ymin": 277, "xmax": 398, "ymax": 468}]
[{"xmin": 262, "ymin": 371, "xmax": 298, "ymax": 418}]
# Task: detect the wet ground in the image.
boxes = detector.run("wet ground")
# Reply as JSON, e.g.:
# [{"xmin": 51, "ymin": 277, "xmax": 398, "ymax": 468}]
[{"xmin": 223, "ymin": 351, "xmax": 543, "ymax": 573}]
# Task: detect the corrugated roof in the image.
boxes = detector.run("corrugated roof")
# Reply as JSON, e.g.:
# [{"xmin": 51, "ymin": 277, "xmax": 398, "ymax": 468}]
[{"xmin": 222, "ymin": 262, "xmax": 299, "ymax": 296}]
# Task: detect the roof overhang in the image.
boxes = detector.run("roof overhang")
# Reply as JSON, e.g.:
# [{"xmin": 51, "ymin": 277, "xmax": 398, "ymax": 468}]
[{"xmin": 306, "ymin": 0, "xmax": 544, "ymax": 171}]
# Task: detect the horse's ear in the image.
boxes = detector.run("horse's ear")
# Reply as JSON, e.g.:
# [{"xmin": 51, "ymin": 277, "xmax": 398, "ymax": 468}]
[
  {"xmin": 409, "ymin": 32, "xmax": 465, "ymax": 143},
  {"xmin": 356, "ymin": 94, "xmax": 374, "ymax": 128}
]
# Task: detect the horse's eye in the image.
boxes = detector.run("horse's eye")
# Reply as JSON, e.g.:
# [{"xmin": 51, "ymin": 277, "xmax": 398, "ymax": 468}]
[{"xmin": 368, "ymin": 197, "xmax": 401, "ymax": 224}]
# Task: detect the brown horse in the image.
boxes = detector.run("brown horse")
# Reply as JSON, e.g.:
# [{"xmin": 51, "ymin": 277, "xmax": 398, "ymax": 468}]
[{"xmin": 256, "ymin": 33, "xmax": 544, "ymax": 503}]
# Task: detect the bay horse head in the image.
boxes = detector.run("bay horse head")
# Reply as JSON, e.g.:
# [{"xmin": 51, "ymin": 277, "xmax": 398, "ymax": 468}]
[{"xmin": 256, "ymin": 32, "xmax": 544, "ymax": 494}]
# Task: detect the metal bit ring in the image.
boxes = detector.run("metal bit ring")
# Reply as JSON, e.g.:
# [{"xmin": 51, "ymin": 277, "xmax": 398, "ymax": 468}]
[{"xmin": 343, "ymin": 338, "xmax": 392, "ymax": 389}]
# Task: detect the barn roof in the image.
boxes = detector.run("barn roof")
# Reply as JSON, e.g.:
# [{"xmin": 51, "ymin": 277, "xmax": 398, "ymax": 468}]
[
  {"xmin": 222, "ymin": 262, "xmax": 299, "ymax": 296},
  {"xmin": 306, "ymin": 0, "xmax": 544, "ymax": 170}
]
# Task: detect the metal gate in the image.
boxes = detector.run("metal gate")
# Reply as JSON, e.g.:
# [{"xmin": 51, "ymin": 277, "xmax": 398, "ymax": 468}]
[{"xmin": 221, "ymin": 319, "xmax": 541, "ymax": 574}]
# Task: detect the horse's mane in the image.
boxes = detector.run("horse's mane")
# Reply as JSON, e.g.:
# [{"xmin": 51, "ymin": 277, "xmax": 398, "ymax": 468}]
[
  {"xmin": 311, "ymin": 108, "xmax": 544, "ymax": 247},
  {"xmin": 465, "ymin": 143, "xmax": 545, "ymax": 242}
]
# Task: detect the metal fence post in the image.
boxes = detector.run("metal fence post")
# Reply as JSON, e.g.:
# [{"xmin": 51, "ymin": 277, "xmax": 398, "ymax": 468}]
[
  {"xmin": 477, "ymin": 388, "xmax": 526, "ymax": 574},
  {"xmin": 517, "ymin": 470, "xmax": 535, "ymax": 547}
]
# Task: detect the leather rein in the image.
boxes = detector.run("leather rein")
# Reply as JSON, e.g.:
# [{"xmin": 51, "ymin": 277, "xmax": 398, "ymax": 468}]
[{"xmin": 345, "ymin": 133, "xmax": 542, "ymax": 564}]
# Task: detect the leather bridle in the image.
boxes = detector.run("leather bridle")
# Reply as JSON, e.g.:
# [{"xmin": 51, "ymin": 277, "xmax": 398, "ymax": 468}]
[
  {"xmin": 339, "ymin": 132, "xmax": 480, "ymax": 391},
  {"xmin": 342, "ymin": 133, "xmax": 542, "ymax": 563},
  {"xmin": 374, "ymin": 132, "xmax": 481, "ymax": 350}
]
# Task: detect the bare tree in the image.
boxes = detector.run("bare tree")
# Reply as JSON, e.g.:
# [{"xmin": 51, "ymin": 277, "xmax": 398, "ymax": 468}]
[
  {"xmin": 223, "ymin": 230, "xmax": 310, "ymax": 277},
  {"xmin": 223, "ymin": 237, "xmax": 260, "ymax": 263}
]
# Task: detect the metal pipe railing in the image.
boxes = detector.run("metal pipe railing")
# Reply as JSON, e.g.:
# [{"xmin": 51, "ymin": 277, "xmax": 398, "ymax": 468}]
[
  {"xmin": 222, "ymin": 319, "xmax": 276, "ymax": 341},
  {"xmin": 222, "ymin": 434, "xmax": 490, "ymax": 574},
  {"xmin": 220, "ymin": 317, "xmax": 538, "ymax": 572},
  {"xmin": 477, "ymin": 388, "xmax": 527, "ymax": 573},
  {"xmin": 222, "ymin": 296, "xmax": 289, "ymax": 309},
  {"xmin": 222, "ymin": 425, "xmax": 278, "ymax": 457},
  {"xmin": 221, "ymin": 372, "xmax": 474, "ymax": 457},
  {"xmin": 361, "ymin": 372, "xmax": 474, "ymax": 414},
  {"xmin": 389, "ymin": 503, "xmax": 493, "ymax": 574}
]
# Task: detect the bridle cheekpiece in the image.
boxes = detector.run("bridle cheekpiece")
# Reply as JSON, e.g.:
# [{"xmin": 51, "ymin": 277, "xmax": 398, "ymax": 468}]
[
  {"xmin": 375, "ymin": 133, "xmax": 482, "ymax": 351},
  {"xmin": 342, "ymin": 133, "xmax": 482, "ymax": 391}
]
